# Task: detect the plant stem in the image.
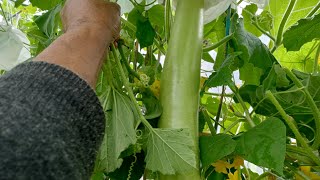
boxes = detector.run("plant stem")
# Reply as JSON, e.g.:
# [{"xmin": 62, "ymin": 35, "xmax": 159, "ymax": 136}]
[
  {"xmin": 203, "ymin": 92, "xmax": 234, "ymax": 97},
  {"xmin": 285, "ymin": 162, "xmax": 311, "ymax": 180},
  {"xmin": 273, "ymin": 0, "xmax": 297, "ymax": 51},
  {"xmin": 0, "ymin": 2, "xmax": 9, "ymax": 25},
  {"xmin": 121, "ymin": 17, "xmax": 166, "ymax": 55},
  {"xmin": 255, "ymin": 172, "xmax": 269, "ymax": 180},
  {"xmin": 202, "ymin": 109, "xmax": 216, "ymax": 135},
  {"xmin": 237, "ymin": 0, "xmax": 244, "ymax": 5},
  {"xmin": 313, "ymin": 43, "xmax": 320, "ymax": 74},
  {"xmin": 265, "ymin": 91, "xmax": 320, "ymax": 165},
  {"xmin": 203, "ymin": 34, "xmax": 234, "ymax": 52},
  {"xmin": 230, "ymin": 85, "xmax": 255, "ymax": 127},
  {"xmin": 253, "ymin": 21, "xmax": 276, "ymax": 42},
  {"xmin": 0, "ymin": 24, "xmax": 5, "ymax": 31},
  {"xmin": 105, "ymin": 54, "xmax": 115, "ymax": 89},
  {"xmin": 118, "ymin": 41, "xmax": 141, "ymax": 80},
  {"xmin": 284, "ymin": 68, "xmax": 320, "ymax": 149},
  {"xmin": 215, "ymin": 86, "xmax": 225, "ymax": 130},
  {"xmin": 286, "ymin": 145, "xmax": 316, "ymax": 164},
  {"xmin": 223, "ymin": 119, "xmax": 243, "ymax": 134},
  {"xmin": 110, "ymin": 44, "xmax": 153, "ymax": 130},
  {"xmin": 306, "ymin": 1, "xmax": 320, "ymax": 18}
]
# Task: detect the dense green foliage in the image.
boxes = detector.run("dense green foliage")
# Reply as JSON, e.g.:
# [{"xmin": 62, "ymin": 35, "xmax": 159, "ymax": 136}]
[{"xmin": 1, "ymin": 0, "xmax": 320, "ymax": 179}]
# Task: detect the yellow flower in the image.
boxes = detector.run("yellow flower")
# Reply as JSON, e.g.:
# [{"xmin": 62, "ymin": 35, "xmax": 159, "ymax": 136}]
[
  {"xmin": 150, "ymin": 79, "xmax": 161, "ymax": 99},
  {"xmin": 231, "ymin": 156, "xmax": 244, "ymax": 169},
  {"xmin": 212, "ymin": 160, "xmax": 232, "ymax": 174},
  {"xmin": 227, "ymin": 170, "xmax": 239, "ymax": 180},
  {"xmin": 296, "ymin": 166, "xmax": 320, "ymax": 180},
  {"xmin": 200, "ymin": 77, "xmax": 208, "ymax": 89}
]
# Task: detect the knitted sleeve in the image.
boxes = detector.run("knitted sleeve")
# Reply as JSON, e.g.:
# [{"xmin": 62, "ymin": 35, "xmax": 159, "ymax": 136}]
[{"xmin": 0, "ymin": 61, "xmax": 105, "ymax": 180}]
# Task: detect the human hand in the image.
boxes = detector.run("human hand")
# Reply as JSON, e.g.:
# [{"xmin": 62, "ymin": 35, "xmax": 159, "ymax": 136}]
[{"xmin": 61, "ymin": 0, "xmax": 121, "ymax": 41}]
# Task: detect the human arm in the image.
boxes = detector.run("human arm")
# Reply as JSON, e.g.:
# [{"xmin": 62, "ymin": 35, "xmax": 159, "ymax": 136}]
[
  {"xmin": 34, "ymin": 0, "xmax": 120, "ymax": 87},
  {"xmin": 0, "ymin": 0, "xmax": 120, "ymax": 179}
]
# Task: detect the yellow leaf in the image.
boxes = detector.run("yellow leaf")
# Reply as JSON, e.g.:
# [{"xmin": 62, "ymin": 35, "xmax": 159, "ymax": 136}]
[
  {"xmin": 227, "ymin": 170, "xmax": 239, "ymax": 180},
  {"xmin": 212, "ymin": 160, "xmax": 232, "ymax": 174}
]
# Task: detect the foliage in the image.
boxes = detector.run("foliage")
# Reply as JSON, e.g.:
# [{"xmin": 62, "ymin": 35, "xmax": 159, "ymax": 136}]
[{"xmin": 1, "ymin": 0, "xmax": 320, "ymax": 179}]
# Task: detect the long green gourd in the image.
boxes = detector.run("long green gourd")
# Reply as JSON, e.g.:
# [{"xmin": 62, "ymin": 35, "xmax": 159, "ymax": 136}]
[{"xmin": 158, "ymin": 0, "xmax": 204, "ymax": 179}]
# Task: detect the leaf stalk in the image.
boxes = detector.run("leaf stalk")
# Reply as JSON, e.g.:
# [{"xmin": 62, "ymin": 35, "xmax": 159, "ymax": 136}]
[
  {"xmin": 265, "ymin": 91, "xmax": 320, "ymax": 165},
  {"xmin": 273, "ymin": 0, "xmax": 297, "ymax": 51},
  {"xmin": 284, "ymin": 68, "xmax": 320, "ymax": 149}
]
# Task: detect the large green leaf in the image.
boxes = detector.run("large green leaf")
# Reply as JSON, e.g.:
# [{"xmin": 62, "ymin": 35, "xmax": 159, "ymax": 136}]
[
  {"xmin": 232, "ymin": 19, "xmax": 277, "ymax": 70},
  {"xmin": 34, "ymin": 4, "xmax": 62, "ymax": 38},
  {"xmin": 200, "ymin": 134, "xmax": 237, "ymax": 167},
  {"xmin": 283, "ymin": 13, "xmax": 320, "ymax": 51},
  {"xmin": 239, "ymin": 63, "xmax": 264, "ymax": 86},
  {"xmin": 30, "ymin": 0, "xmax": 62, "ymax": 10},
  {"xmin": 147, "ymin": 4, "xmax": 165, "ymax": 28},
  {"xmin": 267, "ymin": 0, "xmax": 319, "ymax": 36},
  {"xmin": 235, "ymin": 117, "xmax": 286, "ymax": 175},
  {"xmin": 205, "ymin": 53, "xmax": 238, "ymax": 88},
  {"xmin": 136, "ymin": 18, "xmax": 156, "ymax": 48},
  {"xmin": 97, "ymin": 89, "xmax": 137, "ymax": 173},
  {"xmin": 14, "ymin": 0, "xmax": 25, "ymax": 7},
  {"xmin": 274, "ymin": 41, "xmax": 318, "ymax": 73},
  {"xmin": 145, "ymin": 128, "xmax": 197, "ymax": 175}
]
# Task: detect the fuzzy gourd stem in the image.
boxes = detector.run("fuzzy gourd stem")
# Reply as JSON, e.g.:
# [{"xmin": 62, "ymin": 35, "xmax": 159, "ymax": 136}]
[{"xmin": 158, "ymin": 0, "xmax": 204, "ymax": 179}]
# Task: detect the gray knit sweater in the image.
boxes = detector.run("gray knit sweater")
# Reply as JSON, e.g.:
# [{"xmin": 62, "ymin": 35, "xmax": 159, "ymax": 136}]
[{"xmin": 0, "ymin": 62, "xmax": 105, "ymax": 180}]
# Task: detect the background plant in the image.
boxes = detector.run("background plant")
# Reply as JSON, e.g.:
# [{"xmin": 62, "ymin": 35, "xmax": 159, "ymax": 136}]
[{"xmin": 1, "ymin": 0, "xmax": 320, "ymax": 179}]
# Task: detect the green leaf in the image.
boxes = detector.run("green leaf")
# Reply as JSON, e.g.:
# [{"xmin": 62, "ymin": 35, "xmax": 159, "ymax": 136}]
[
  {"xmin": 274, "ymin": 41, "xmax": 318, "ymax": 73},
  {"xmin": 205, "ymin": 53, "xmax": 239, "ymax": 88},
  {"xmin": 242, "ymin": 4, "xmax": 262, "ymax": 37},
  {"xmin": 202, "ymin": 52, "xmax": 215, "ymax": 63},
  {"xmin": 97, "ymin": 89, "xmax": 137, "ymax": 173},
  {"xmin": 145, "ymin": 128, "xmax": 197, "ymax": 175},
  {"xmin": 235, "ymin": 117, "xmax": 286, "ymax": 175},
  {"xmin": 256, "ymin": 10, "xmax": 274, "ymax": 32},
  {"xmin": 239, "ymin": 63, "xmax": 264, "ymax": 86},
  {"xmin": 128, "ymin": 7, "xmax": 144, "ymax": 25},
  {"xmin": 142, "ymin": 93, "xmax": 162, "ymax": 119},
  {"xmin": 136, "ymin": 18, "xmax": 156, "ymax": 48},
  {"xmin": 231, "ymin": 19, "xmax": 277, "ymax": 70},
  {"xmin": 34, "ymin": 4, "xmax": 62, "ymax": 38},
  {"xmin": 200, "ymin": 134, "xmax": 237, "ymax": 167},
  {"xmin": 14, "ymin": 0, "xmax": 25, "ymax": 7},
  {"xmin": 267, "ymin": 0, "xmax": 319, "ymax": 36},
  {"xmin": 283, "ymin": 13, "xmax": 320, "ymax": 51},
  {"xmin": 274, "ymin": 64, "xmax": 290, "ymax": 87},
  {"xmin": 30, "ymin": 0, "xmax": 62, "ymax": 10},
  {"xmin": 147, "ymin": 4, "xmax": 165, "ymax": 27}
]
